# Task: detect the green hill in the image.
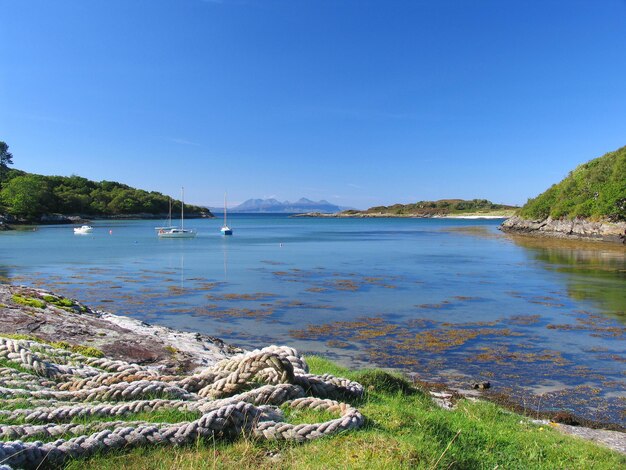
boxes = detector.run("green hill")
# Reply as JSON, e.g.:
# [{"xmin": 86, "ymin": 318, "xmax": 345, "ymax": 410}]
[
  {"xmin": 0, "ymin": 169, "xmax": 212, "ymax": 221},
  {"xmin": 344, "ymin": 199, "xmax": 518, "ymax": 217},
  {"xmin": 519, "ymin": 145, "xmax": 626, "ymax": 222}
]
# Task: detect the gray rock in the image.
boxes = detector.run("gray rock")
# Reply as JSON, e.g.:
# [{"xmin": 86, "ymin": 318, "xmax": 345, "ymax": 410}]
[
  {"xmin": 39, "ymin": 214, "xmax": 88, "ymax": 224},
  {"xmin": 471, "ymin": 381, "xmax": 491, "ymax": 390},
  {"xmin": 500, "ymin": 216, "xmax": 626, "ymax": 244},
  {"xmin": 0, "ymin": 284, "xmax": 242, "ymax": 373}
]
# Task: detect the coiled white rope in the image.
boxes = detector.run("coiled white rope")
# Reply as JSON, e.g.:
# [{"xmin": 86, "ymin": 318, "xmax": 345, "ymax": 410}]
[{"xmin": 0, "ymin": 338, "xmax": 364, "ymax": 469}]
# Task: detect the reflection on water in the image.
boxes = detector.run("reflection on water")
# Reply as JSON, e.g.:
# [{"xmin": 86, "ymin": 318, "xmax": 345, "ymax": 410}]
[{"xmin": 509, "ymin": 235, "xmax": 626, "ymax": 320}]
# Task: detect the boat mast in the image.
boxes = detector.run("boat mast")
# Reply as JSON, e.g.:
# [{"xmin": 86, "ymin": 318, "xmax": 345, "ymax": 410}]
[
  {"xmin": 168, "ymin": 197, "xmax": 172, "ymax": 227},
  {"xmin": 181, "ymin": 187, "xmax": 184, "ymax": 231},
  {"xmin": 224, "ymin": 192, "xmax": 227, "ymax": 227}
]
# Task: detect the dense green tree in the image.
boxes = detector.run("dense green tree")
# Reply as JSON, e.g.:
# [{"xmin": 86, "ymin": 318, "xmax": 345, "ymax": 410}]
[
  {"xmin": 0, "ymin": 141, "xmax": 14, "ymax": 184},
  {"xmin": 106, "ymin": 189, "xmax": 143, "ymax": 214},
  {"xmin": 0, "ymin": 166, "xmax": 212, "ymax": 220},
  {"xmin": 0, "ymin": 175, "xmax": 52, "ymax": 219},
  {"xmin": 53, "ymin": 185, "xmax": 90, "ymax": 213}
]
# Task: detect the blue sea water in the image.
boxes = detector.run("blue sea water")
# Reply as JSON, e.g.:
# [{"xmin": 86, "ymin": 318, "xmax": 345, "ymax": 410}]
[{"xmin": 1, "ymin": 214, "xmax": 625, "ymax": 425}]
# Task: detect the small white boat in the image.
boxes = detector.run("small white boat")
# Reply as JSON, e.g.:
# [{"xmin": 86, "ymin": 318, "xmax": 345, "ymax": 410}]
[
  {"xmin": 221, "ymin": 193, "xmax": 233, "ymax": 236},
  {"xmin": 158, "ymin": 187, "xmax": 197, "ymax": 239},
  {"xmin": 73, "ymin": 225, "xmax": 93, "ymax": 234}
]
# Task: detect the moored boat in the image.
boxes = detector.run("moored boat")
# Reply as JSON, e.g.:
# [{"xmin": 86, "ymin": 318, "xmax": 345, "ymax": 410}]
[
  {"xmin": 221, "ymin": 193, "xmax": 233, "ymax": 236},
  {"xmin": 73, "ymin": 225, "xmax": 93, "ymax": 234},
  {"xmin": 158, "ymin": 227, "xmax": 197, "ymax": 238},
  {"xmin": 158, "ymin": 187, "xmax": 197, "ymax": 239}
]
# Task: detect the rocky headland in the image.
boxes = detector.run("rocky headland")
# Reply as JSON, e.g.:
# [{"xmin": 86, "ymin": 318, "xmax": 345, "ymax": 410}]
[
  {"xmin": 500, "ymin": 216, "xmax": 626, "ymax": 244},
  {"xmin": 501, "ymin": 145, "xmax": 626, "ymax": 243}
]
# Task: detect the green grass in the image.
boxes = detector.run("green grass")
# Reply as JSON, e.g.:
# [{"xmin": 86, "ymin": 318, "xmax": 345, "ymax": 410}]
[
  {"xmin": 60, "ymin": 357, "xmax": 624, "ymax": 469},
  {"xmin": 10, "ymin": 292, "xmax": 84, "ymax": 313},
  {"xmin": 0, "ymin": 333, "xmax": 38, "ymax": 342},
  {"xmin": 0, "ymin": 357, "xmax": 35, "ymax": 376},
  {"xmin": 11, "ymin": 293, "xmax": 46, "ymax": 309},
  {"xmin": 520, "ymin": 145, "xmax": 626, "ymax": 221},
  {"xmin": 42, "ymin": 294, "xmax": 84, "ymax": 312},
  {"xmin": 42, "ymin": 295, "xmax": 74, "ymax": 308},
  {"xmin": 48, "ymin": 341, "xmax": 105, "ymax": 358},
  {"xmin": 0, "ymin": 398, "xmax": 34, "ymax": 411},
  {"xmin": 164, "ymin": 345, "xmax": 179, "ymax": 355}
]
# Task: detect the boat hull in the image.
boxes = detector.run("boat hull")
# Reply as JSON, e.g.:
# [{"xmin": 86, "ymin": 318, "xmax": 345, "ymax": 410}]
[
  {"xmin": 158, "ymin": 229, "xmax": 197, "ymax": 239},
  {"xmin": 73, "ymin": 226, "xmax": 93, "ymax": 234}
]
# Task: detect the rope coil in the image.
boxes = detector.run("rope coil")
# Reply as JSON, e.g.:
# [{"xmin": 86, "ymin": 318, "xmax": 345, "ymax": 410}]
[{"xmin": 0, "ymin": 338, "xmax": 364, "ymax": 469}]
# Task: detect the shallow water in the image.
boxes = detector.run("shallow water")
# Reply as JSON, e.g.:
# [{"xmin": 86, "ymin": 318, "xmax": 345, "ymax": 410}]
[{"xmin": 1, "ymin": 215, "xmax": 624, "ymax": 425}]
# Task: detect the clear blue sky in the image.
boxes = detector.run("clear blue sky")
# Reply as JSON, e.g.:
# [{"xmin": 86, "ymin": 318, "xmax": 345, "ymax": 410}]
[{"xmin": 1, "ymin": 0, "xmax": 625, "ymax": 208}]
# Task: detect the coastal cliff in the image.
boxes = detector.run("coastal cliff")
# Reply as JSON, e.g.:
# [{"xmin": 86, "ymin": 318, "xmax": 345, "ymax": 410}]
[{"xmin": 500, "ymin": 145, "xmax": 626, "ymax": 243}]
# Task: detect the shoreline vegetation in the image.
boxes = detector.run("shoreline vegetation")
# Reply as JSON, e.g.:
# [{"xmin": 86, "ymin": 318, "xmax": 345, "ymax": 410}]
[
  {"xmin": 297, "ymin": 144, "xmax": 626, "ymax": 244},
  {"xmin": 501, "ymin": 145, "xmax": 626, "ymax": 244},
  {"xmin": 294, "ymin": 199, "xmax": 518, "ymax": 219},
  {"xmin": 0, "ymin": 166, "xmax": 213, "ymax": 227},
  {"xmin": 0, "ymin": 283, "xmax": 624, "ymax": 468},
  {"xmin": 295, "ymin": 211, "xmax": 514, "ymax": 219}
]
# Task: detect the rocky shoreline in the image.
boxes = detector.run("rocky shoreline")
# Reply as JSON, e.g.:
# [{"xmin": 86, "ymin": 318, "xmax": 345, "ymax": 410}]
[
  {"xmin": 0, "ymin": 284, "xmax": 240, "ymax": 374},
  {"xmin": 0, "ymin": 283, "xmax": 624, "ymax": 454},
  {"xmin": 0, "ymin": 212, "xmax": 214, "ymax": 229},
  {"xmin": 500, "ymin": 216, "xmax": 626, "ymax": 244}
]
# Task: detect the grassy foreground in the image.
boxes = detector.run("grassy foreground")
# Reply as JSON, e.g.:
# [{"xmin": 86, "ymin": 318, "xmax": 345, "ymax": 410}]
[
  {"xmin": 56, "ymin": 358, "xmax": 623, "ymax": 469},
  {"xmin": 2, "ymin": 357, "xmax": 623, "ymax": 469}
]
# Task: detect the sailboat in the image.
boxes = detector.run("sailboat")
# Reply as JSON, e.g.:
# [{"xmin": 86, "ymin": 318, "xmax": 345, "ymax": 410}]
[
  {"xmin": 157, "ymin": 188, "xmax": 197, "ymax": 238},
  {"xmin": 220, "ymin": 193, "xmax": 233, "ymax": 236},
  {"xmin": 155, "ymin": 197, "xmax": 177, "ymax": 231}
]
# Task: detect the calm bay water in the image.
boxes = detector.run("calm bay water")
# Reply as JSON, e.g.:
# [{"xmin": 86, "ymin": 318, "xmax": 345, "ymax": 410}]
[{"xmin": 1, "ymin": 215, "xmax": 625, "ymax": 425}]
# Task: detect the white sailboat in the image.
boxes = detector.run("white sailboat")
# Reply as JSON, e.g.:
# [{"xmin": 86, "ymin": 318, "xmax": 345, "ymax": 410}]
[
  {"xmin": 155, "ymin": 197, "xmax": 177, "ymax": 231},
  {"xmin": 157, "ymin": 188, "xmax": 197, "ymax": 239},
  {"xmin": 220, "ymin": 193, "xmax": 233, "ymax": 236}
]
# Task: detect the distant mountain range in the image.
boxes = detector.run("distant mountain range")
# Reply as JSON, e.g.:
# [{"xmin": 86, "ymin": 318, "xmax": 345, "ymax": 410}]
[{"xmin": 209, "ymin": 198, "xmax": 351, "ymax": 213}]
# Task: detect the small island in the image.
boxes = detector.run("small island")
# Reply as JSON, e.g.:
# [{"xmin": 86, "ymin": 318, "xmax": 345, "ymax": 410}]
[
  {"xmin": 296, "ymin": 199, "xmax": 518, "ymax": 218},
  {"xmin": 501, "ymin": 145, "xmax": 626, "ymax": 243}
]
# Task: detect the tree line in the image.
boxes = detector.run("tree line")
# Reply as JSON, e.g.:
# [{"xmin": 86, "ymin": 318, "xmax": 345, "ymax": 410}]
[{"xmin": 0, "ymin": 141, "xmax": 210, "ymax": 221}]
